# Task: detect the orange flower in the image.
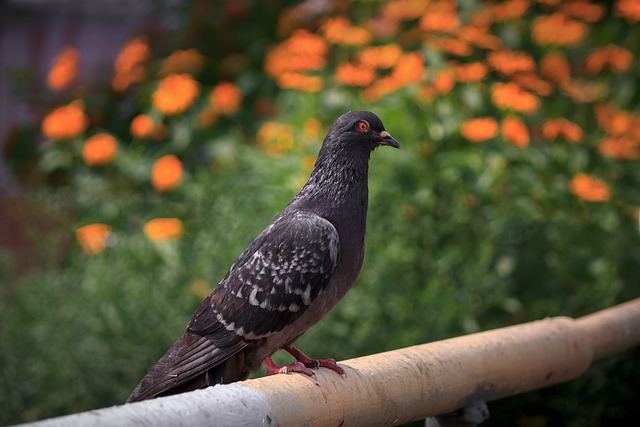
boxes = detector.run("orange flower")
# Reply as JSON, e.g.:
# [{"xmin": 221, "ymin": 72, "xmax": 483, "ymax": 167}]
[
  {"xmin": 47, "ymin": 46, "xmax": 78, "ymax": 91},
  {"xmin": 257, "ymin": 121, "xmax": 295, "ymax": 157},
  {"xmin": 559, "ymin": 0, "xmax": 605, "ymax": 22},
  {"xmin": 322, "ymin": 17, "xmax": 372, "ymax": 46},
  {"xmin": 76, "ymin": 224, "xmax": 111, "ymax": 255},
  {"xmin": 266, "ymin": 30, "xmax": 329, "ymax": 72},
  {"xmin": 531, "ymin": 13, "xmax": 587, "ymax": 47},
  {"xmin": 468, "ymin": 7, "xmax": 494, "ymax": 28},
  {"xmin": 419, "ymin": 2, "xmax": 460, "ymax": 32},
  {"xmin": 491, "ymin": 0, "xmax": 530, "ymax": 22},
  {"xmin": 614, "ymin": 0, "xmax": 640, "ymax": 23},
  {"xmin": 487, "ymin": 51, "xmax": 535, "ymax": 75},
  {"xmin": 606, "ymin": 46, "xmax": 634, "ymax": 73},
  {"xmin": 512, "ymin": 73, "xmax": 553, "ymax": 96},
  {"xmin": 592, "ymin": 103, "xmax": 640, "ymax": 137},
  {"xmin": 456, "ymin": 26, "xmax": 503, "ymax": 50},
  {"xmin": 342, "ymin": 26, "xmax": 373, "ymax": 46},
  {"xmin": 130, "ymin": 114, "xmax": 165, "ymax": 139},
  {"xmin": 358, "ymin": 44, "xmax": 403, "ymax": 69},
  {"xmin": 391, "ymin": 52, "xmax": 425, "ymax": 85},
  {"xmin": 41, "ymin": 100, "xmax": 89, "ymax": 140},
  {"xmin": 82, "ymin": 133, "xmax": 118, "ymax": 165},
  {"xmin": 608, "ymin": 112, "xmax": 635, "ymax": 136},
  {"xmin": 151, "ymin": 74, "xmax": 200, "ymax": 116},
  {"xmin": 569, "ymin": 174, "xmax": 610, "ymax": 202},
  {"xmin": 321, "ymin": 16, "xmax": 351, "ymax": 44},
  {"xmin": 112, "ymin": 36, "xmax": 150, "ymax": 92},
  {"xmin": 158, "ymin": 49, "xmax": 205, "ymax": 76},
  {"xmin": 433, "ymin": 69, "xmax": 456, "ymax": 94},
  {"xmin": 541, "ymin": 119, "xmax": 583, "ymax": 143},
  {"xmin": 501, "ymin": 117, "xmax": 530, "ymax": 148},
  {"xmin": 276, "ymin": 73, "xmax": 323, "ymax": 92},
  {"xmin": 266, "ymin": 30, "xmax": 327, "ymax": 74},
  {"xmin": 454, "ymin": 62, "xmax": 488, "ymax": 83},
  {"xmin": 362, "ymin": 76, "xmax": 402, "ymax": 101},
  {"xmin": 426, "ymin": 36, "xmax": 472, "ymax": 57},
  {"xmin": 265, "ymin": 30, "xmax": 327, "ymax": 91},
  {"xmin": 461, "ymin": 117, "xmax": 498, "ymax": 142},
  {"xmin": 287, "ymin": 33, "xmax": 327, "ymax": 58},
  {"xmin": 586, "ymin": 45, "xmax": 633, "ymax": 74},
  {"xmin": 210, "ymin": 82, "xmax": 242, "ymax": 115},
  {"xmin": 131, "ymin": 114, "xmax": 154, "ymax": 138},
  {"xmin": 151, "ymin": 155, "xmax": 183, "ymax": 191},
  {"xmin": 540, "ymin": 52, "xmax": 571, "ymax": 85},
  {"xmin": 491, "ymin": 82, "xmax": 540, "ymax": 113},
  {"xmin": 144, "ymin": 218, "xmax": 183, "ymax": 241},
  {"xmin": 382, "ymin": 0, "xmax": 430, "ymax": 21},
  {"xmin": 598, "ymin": 137, "xmax": 640, "ymax": 159},
  {"xmin": 336, "ymin": 62, "xmax": 375, "ymax": 87}
]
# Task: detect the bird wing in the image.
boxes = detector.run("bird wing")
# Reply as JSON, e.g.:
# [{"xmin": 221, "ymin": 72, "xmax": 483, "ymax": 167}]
[{"xmin": 188, "ymin": 210, "xmax": 340, "ymax": 341}]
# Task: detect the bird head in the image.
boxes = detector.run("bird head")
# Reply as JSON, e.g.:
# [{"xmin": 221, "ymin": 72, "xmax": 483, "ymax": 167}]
[{"xmin": 325, "ymin": 111, "xmax": 400, "ymax": 154}]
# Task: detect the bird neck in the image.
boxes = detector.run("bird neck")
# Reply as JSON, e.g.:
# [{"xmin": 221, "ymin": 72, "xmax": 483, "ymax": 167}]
[
  {"xmin": 292, "ymin": 150, "xmax": 370, "ymax": 219},
  {"xmin": 287, "ymin": 148, "xmax": 370, "ymax": 281}
]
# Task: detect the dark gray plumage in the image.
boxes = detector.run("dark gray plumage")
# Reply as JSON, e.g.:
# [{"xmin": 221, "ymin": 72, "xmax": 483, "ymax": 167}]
[{"xmin": 127, "ymin": 111, "xmax": 399, "ymax": 403}]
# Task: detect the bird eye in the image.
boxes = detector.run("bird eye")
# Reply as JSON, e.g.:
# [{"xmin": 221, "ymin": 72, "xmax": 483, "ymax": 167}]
[{"xmin": 357, "ymin": 120, "xmax": 369, "ymax": 133}]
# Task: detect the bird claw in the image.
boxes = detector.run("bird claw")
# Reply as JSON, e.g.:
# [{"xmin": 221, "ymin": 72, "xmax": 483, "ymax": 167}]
[
  {"xmin": 312, "ymin": 357, "xmax": 346, "ymax": 377},
  {"xmin": 284, "ymin": 345, "xmax": 346, "ymax": 377},
  {"xmin": 262, "ymin": 346, "xmax": 346, "ymax": 379},
  {"xmin": 263, "ymin": 359, "xmax": 316, "ymax": 378},
  {"xmin": 282, "ymin": 361, "xmax": 317, "ymax": 377}
]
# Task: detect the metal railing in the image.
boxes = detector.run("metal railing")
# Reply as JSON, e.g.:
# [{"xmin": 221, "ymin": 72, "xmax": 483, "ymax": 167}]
[{"xmin": 20, "ymin": 298, "xmax": 640, "ymax": 427}]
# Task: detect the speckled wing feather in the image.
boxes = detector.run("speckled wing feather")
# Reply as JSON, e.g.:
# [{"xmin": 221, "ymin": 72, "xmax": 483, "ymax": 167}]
[
  {"xmin": 127, "ymin": 211, "xmax": 339, "ymax": 402},
  {"xmin": 188, "ymin": 210, "xmax": 340, "ymax": 340}
]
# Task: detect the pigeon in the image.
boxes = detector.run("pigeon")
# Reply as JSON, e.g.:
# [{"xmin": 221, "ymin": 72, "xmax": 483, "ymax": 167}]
[{"xmin": 127, "ymin": 111, "xmax": 399, "ymax": 403}]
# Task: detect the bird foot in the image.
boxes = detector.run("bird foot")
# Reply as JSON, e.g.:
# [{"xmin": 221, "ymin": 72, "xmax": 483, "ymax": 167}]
[
  {"xmin": 284, "ymin": 345, "xmax": 346, "ymax": 376},
  {"xmin": 262, "ymin": 345, "xmax": 346, "ymax": 379},
  {"xmin": 263, "ymin": 358, "xmax": 316, "ymax": 377}
]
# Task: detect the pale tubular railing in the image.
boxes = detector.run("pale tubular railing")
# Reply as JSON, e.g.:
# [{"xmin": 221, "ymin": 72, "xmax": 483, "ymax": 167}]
[{"xmin": 19, "ymin": 298, "xmax": 640, "ymax": 427}]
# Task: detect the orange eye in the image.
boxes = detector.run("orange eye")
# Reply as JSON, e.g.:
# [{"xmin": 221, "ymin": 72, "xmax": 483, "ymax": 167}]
[{"xmin": 357, "ymin": 120, "xmax": 369, "ymax": 132}]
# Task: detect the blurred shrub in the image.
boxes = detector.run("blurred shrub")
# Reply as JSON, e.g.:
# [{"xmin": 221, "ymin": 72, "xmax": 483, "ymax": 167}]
[{"xmin": 1, "ymin": 0, "xmax": 639, "ymax": 425}]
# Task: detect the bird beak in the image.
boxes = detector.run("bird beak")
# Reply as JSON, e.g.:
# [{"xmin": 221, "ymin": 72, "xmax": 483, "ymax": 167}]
[{"xmin": 377, "ymin": 130, "xmax": 400, "ymax": 148}]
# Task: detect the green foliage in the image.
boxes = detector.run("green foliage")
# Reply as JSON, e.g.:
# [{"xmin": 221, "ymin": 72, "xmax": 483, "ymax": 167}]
[{"xmin": 1, "ymin": 144, "xmax": 297, "ymax": 422}]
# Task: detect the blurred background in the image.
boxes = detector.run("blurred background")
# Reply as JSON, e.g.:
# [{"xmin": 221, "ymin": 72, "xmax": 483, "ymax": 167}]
[{"xmin": 1, "ymin": 0, "xmax": 639, "ymax": 425}]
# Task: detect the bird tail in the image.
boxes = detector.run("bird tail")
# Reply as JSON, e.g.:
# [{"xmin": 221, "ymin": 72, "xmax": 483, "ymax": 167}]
[{"xmin": 126, "ymin": 332, "xmax": 247, "ymax": 403}]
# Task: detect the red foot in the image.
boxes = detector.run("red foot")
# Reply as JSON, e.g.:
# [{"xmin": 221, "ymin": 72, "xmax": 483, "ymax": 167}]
[
  {"xmin": 263, "ymin": 357, "xmax": 316, "ymax": 377},
  {"xmin": 261, "ymin": 345, "xmax": 345, "ymax": 378},
  {"xmin": 285, "ymin": 345, "xmax": 345, "ymax": 376}
]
